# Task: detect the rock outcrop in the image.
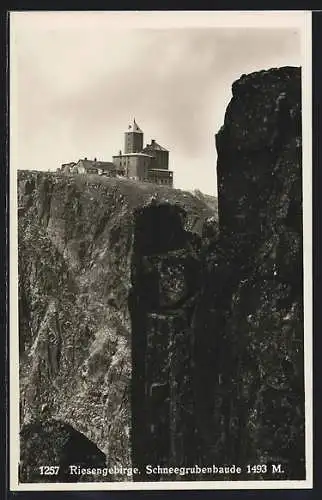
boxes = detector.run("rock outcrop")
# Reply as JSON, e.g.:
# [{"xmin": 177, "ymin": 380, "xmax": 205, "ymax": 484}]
[
  {"xmin": 193, "ymin": 66, "xmax": 304, "ymax": 479},
  {"xmin": 19, "ymin": 420, "xmax": 106, "ymax": 482},
  {"xmin": 18, "ymin": 173, "xmax": 214, "ymax": 481},
  {"xmin": 130, "ymin": 202, "xmax": 203, "ymax": 478}
]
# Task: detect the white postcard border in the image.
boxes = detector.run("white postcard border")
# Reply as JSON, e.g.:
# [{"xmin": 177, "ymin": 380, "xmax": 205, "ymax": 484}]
[{"xmin": 9, "ymin": 9, "xmax": 313, "ymax": 491}]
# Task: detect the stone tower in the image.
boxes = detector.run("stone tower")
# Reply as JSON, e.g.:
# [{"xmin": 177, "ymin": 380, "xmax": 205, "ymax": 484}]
[{"xmin": 124, "ymin": 119, "xmax": 143, "ymax": 154}]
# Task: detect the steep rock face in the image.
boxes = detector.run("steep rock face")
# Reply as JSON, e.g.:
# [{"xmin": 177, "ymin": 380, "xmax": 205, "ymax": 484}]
[
  {"xmin": 19, "ymin": 420, "xmax": 106, "ymax": 483},
  {"xmin": 18, "ymin": 172, "xmax": 214, "ymax": 480},
  {"xmin": 193, "ymin": 67, "xmax": 304, "ymax": 479},
  {"xmin": 130, "ymin": 203, "xmax": 203, "ymax": 478}
]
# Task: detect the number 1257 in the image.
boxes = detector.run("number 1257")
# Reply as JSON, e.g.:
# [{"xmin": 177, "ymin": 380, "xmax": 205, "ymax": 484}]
[{"xmin": 39, "ymin": 466, "xmax": 60, "ymax": 475}]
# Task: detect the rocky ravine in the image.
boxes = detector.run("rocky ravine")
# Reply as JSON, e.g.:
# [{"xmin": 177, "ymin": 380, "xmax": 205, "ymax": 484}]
[
  {"xmin": 18, "ymin": 65, "xmax": 305, "ymax": 483},
  {"xmin": 18, "ymin": 173, "xmax": 215, "ymax": 481}
]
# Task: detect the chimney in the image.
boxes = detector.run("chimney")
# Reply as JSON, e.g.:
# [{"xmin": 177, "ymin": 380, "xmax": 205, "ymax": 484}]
[
  {"xmin": 94, "ymin": 157, "xmax": 97, "ymax": 162},
  {"xmin": 151, "ymin": 139, "xmax": 155, "ymax": 145},
  {"xmin": 84, "ymin": 157, "xmax": 88, "ymax": 161},
  {"xmin": 119, "ymin": 150, "xmax": 122, "ymax": 156}
]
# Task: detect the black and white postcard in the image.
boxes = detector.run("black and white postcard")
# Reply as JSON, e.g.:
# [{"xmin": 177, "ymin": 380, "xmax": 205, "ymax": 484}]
[{"xmin": 9, "ymin": 10, "xmax": 313, "ymax": 491}]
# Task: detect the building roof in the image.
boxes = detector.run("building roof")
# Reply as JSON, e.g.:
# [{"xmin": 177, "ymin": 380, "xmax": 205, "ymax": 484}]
[
  {"xmin": 149, "ymin": 168, "xmax": 173, "ymax": 173},
  {"xmin": 143, "ymin": 141, "xmax": 169, "ymax": 152},
  {"xmin": 112, "ymin": 153, "xmax": 154, "ymax": 158},
  {"xmin": 126, "ymin": 118, "xmax": 143, "ymax": 134},
  {"xmin": 77, "ymin": 159, "xmax": 116, "ymax": 171},
  {"xmin": 62, "ymin": 162, "xmax": 76, "ymax": 167}
]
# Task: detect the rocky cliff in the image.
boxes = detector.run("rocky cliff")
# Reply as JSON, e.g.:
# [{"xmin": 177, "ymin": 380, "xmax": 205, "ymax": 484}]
[
  {"xmin": 18, "ymin": 65, "xmax": 305, "ymax": 484},
  {"xmin": 18, "ymin": 172, "xmax": 214, "ymax": 481},
  {"xmin": 193, "ymin": 66, "xmax": 304, "ymax": 479}
]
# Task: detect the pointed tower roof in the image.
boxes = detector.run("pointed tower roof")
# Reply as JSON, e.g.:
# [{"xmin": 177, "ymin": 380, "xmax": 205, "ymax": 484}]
[{"xmin": 127, "ymin": 118, "xmax": 143, "ymax": 134}]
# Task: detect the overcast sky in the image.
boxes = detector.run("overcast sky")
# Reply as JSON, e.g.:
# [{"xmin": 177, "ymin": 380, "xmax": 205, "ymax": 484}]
[{"xmin": 10, "ymin": 11, "xmax": 307, "ymax": 195}]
